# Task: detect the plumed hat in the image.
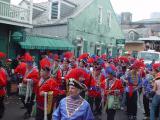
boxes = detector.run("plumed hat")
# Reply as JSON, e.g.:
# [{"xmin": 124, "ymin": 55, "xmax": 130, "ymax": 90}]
[
  {"xmin": 53, "ymin": 54, "xmax": 59, "ymax": 61},
  {"xmin": 78, "ymin": 53, "xmax": 89, "ymax": 64},
  {"xmin": 87, "ymin": 57, "xmax": 95, "ymax": 64},
  {"xmin": 40, "ymin": 58, "xmax": 51, "ymax": 70},
  {"xmin": 0, "ymin": 52, "xmax": 6, "ymax": 59},
  {"xmin": 119, "ymin": 56, "xmax": 129, "ymax": 63},
  {"xmin": 66, "ymin": 68, "xmax": 89, "ymax": 90},
  {"xmin": 64, "ymin": 51, "xmax": 74, "ymax": 59},
  {"xmin": 105, "ymin": 64, "xmax": 117, "ymax": 76},
  {"xmin": 152, "ymin": 63, "xmax": 160, "ymax": 72},
  {"xmin": 131, "ymin": 60, "xmax": 145, "ymax": 69},
  {"xmin": 101, "ymin": 54, "xmax": 107, "ymax": 60},
  {"xmin": 24, "ymin": 53, "xmax": 33, "ymax": 62}
]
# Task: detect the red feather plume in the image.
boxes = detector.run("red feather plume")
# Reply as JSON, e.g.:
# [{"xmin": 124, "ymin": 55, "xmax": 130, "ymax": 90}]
[
  {"xmin": 0, "ymin": 52, "xmax": 6, "ymax": 58},
  {"xmin": 64, "ymin": 51, "xmax": 74, "ymax": 60},
  {"xmin": 87, "ymin": 57, "xmax": 95, "ymax": 63},
  {"xmin": 78, "ymin": 53, "xmax": 89, "ymax": 61},
  {"xmin": 65, "ymin": 68, "xmax": 90, "ymax": 82},
  {"xmin": 119, "ymin": 56, "xmax": 129, "ymax": 63},
  {"xmin": 24, "ymin": 53, "xmax": 33, "ymax": 62},
  {"xmin": 40, "ymin": 58, "xmax": 51, "ymax": 69}
]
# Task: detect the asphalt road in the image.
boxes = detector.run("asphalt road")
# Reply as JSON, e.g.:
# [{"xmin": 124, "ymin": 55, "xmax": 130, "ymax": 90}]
[{"xmin": 2, "ymin": 95, "xmax": 144, "ymax": 120}]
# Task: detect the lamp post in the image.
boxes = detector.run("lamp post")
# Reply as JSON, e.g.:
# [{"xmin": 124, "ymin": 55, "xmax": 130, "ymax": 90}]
[
  {"xmin": 76, "ymin": 37, "xmax": 83, "ymax": 57},
  {"xmin": 96, "ymin": 42, "xmax": 101, "ymax": 55}
]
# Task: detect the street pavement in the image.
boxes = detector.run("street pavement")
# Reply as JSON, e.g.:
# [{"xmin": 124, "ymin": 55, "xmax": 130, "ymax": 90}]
[{"xmin": 3, "ymin": 95, "xmax": 144, "ymax": 120}]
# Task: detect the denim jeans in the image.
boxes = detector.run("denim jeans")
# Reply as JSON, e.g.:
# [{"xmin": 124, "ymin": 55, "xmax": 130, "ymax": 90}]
[{"xmin": 150, "ymin": 94, "xmax": 160, "ymax": 120}]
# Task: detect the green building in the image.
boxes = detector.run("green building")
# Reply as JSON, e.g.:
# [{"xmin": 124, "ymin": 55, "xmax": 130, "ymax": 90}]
[
  {"xmin": 8, "ymin": 0, "xmax": 125, "ymax": 58},
  {"xmin": 0, "ymin": 0, "xmax": 32, "ymax": 58}
]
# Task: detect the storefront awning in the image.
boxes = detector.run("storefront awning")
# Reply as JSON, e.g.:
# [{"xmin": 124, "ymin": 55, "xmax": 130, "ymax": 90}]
[{"xmin": 19, "ymin": 35, "xmax": 75, "ymax": 50}]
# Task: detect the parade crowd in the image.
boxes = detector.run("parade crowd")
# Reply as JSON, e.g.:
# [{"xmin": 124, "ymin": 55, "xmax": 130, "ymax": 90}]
[{"xmin": 0, "ymin": 51, "xmax": 160, "ymax": 120}]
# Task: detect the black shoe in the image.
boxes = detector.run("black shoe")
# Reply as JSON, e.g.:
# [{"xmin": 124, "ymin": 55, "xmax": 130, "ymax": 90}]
[
  {"xmin": 20, "ymin": 106, "xmax": 25, "ymax": 109},
  {"xmin": 143, "ymin": 116, "xmax": 150, "ymax": 120},
  {"xmin": 23, "ymin": 112, "xmax": 31, "ymax": 119}
]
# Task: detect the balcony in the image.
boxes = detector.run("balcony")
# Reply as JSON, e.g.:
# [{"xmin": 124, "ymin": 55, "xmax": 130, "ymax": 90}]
[{"xmin": 0, "ymin": 0, "xmax": 32, "ymax": 27}]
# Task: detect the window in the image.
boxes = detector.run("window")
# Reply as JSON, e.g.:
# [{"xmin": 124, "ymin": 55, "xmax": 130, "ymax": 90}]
[
  {"xmin": 51, "ymin": 2, "xmax": 58, "ymax": 19},
  {"xmin": 107, "ymin": 11, "xmax": 111, "ymax": 28},
  {"xmin": 129, "ymin": 31, "xmax": 135, "ymax": 41},
  {"xmin": 98, "ymin": 6, "xmax": 103, "ymax": 24}
]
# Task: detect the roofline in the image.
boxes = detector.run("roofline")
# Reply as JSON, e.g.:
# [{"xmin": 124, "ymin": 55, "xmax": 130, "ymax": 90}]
[
  {"xmin": 126, "ymin": 41, "xmax": 144, "ymax": 44},
  {"xmin": 33, "ymin": 4, "xmax": 46, "ymax": 11},
  {"xmin": 0, "ymin": 19, "xmax": 32, "ymax": 28},
  {"xmin": 26, "ymin": 33, "xmax": 67, "ymax": 40},
  {"xmin": 63, "ymin": 0, "xmax": 77, "ymax": 7},
  {"xmin": 70, "ymin": 0, "xmax": 93, "ymax": 18},
  {"xmin": 132, "ymin": 21, "xmax": 160, "ymax": 25},
  {"xmin": 19, "ymin": 0, "xmax": 47, "ymax": 11},
  {"xmin": 34, "ymin": 22, "xmax": 68, "ymax": 27}
]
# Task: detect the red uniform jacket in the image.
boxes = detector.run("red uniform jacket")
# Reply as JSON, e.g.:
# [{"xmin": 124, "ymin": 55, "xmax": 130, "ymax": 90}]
[
  {"xmin": 88, "ymin": 74, "xmax": 106, "ymax": 97},
  {"xmin": 23, "ymin": 67, "xmax": 39, "ymax": 93},
  {"xmin": 0, "ymin": 68, "xmax": 7, "ymax": 96},
  {"xmin": 105, "ymin": 79, "xmax": 123, "ymax": 96},
  {"xmin": 36, "ymin": 77, "xmax": 59, "ymax": 110},
  {"xmin": 52, "ymin": 69, "xmax": 62, "ymax": 87},
  {"xmin": 59, "ymin": 67, "xmax": 70, "ymax": 95},
  {"xmin": 14, "ymin": 62, "xmax": 27, "ymax": 77}
]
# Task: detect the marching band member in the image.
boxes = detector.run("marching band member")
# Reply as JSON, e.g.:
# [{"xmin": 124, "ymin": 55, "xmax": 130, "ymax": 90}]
[
  {"xmin": 56, "ymin": 52, "xmax": 72, "ymax": 107},
  {"xmin": 51, "ymin": 54, "xmax": 62, "ymax": 87},
  {"xmin": 35, "ymin": 58, "xmax": 59, "ymax": 120},
  {"xmin": 88, "ymin": 58, "xmax": 106, "ymax": 119},
  {"xmin": 150, "ymin": 63, "xmax": 160, "ymax": 120},
  {"xmin": 105, "ymin": 64, "xmax": 123, "ymax": 120},
  {"xmin": 0, "ymin": 52, "xmax": 7, "ymax": 119},
  {"xmin": 22, "ymin": 53, "xmax": 39, "ymax": 119},
  {"xmin": 124, "ymin": 60, "xmax": 144, "ymax": 120},
  {"xmin": 53, "ymin": 68, "xmax": 94, "ymax": 120}
]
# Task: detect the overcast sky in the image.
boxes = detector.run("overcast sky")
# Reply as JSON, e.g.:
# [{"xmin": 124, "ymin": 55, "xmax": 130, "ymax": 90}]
[{"xmin": 11, "ymin": 0, "xmax": 160, "ymax": 21}]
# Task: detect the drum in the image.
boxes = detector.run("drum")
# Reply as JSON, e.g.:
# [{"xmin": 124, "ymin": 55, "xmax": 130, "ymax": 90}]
[
  {"xmin": 10, "ymin": 83, "xmax": 18, "ymax": 94},
  {"xmin": 107, "ymin": 95, "xmax": 120, "ymax": 110},
  {"xmin": 18, "ymin": 83, "xmax": 27, "ymax": 96}
]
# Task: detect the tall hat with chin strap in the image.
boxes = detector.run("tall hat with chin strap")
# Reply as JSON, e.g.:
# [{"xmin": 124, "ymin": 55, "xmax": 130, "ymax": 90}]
[{"xmin": 65, "ymin": 68, "xmax": 89, "ymax": 90}]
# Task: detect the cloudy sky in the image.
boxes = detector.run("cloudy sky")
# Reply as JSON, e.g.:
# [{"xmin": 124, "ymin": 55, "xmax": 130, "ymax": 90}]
[{"xmin": 11, "ymin": 0, "xmax": 160, "ymax": 21}]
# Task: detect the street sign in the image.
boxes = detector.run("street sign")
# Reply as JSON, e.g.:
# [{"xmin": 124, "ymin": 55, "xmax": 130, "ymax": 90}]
[{"xmin": 116, "ymin": 39, "xmax": 125, "ymax": 45}]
